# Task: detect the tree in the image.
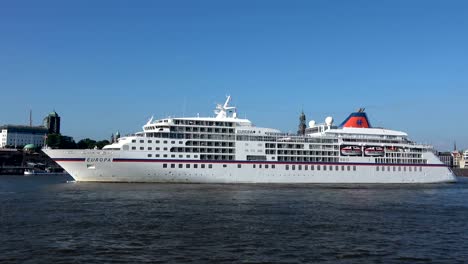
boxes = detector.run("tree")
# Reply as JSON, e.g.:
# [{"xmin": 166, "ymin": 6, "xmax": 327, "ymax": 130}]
[
  {"xmin": 96, "ymin": 140, "xmax": 110, "ymax": 149},
  {"xmin": 46, "ymin": 134, "xmax": 62, "ymax": 149},
  {"xmin": 46, "ymin": 134, "xmax": 77, "ymax": 149},
  {"xmin": 76, "ymin": 138, "xmax": 97, "ymax": 149}
]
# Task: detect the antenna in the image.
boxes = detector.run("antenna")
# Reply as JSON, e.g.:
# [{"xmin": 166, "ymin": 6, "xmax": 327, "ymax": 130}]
[{"xmin": 29, "ymin": 109, "xmax": 32, "ymax": 127}]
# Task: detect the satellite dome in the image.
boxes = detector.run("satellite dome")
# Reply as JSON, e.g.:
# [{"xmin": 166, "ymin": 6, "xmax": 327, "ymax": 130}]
[
  {"xmin": 308, "ymin": 120, "xmax": 316, "ymax": 127},
  {"xmin": 325, "ymin": 116, "xmax": 334, "ymax": 126}
]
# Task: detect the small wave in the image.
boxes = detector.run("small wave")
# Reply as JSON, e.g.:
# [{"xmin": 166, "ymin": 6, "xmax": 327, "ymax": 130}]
[
  {"xmin": 0, "ymin": 191, "xmax": 16, "ymax": 195},
  {"xmin": 396, "ymin": 256, "xmax": 432, "ymax": 262}
]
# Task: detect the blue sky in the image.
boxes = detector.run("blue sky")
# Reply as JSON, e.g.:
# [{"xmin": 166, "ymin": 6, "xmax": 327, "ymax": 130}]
[{"xmin": 0, "ymin": 0, "xmax": 467, "ymax": 151}]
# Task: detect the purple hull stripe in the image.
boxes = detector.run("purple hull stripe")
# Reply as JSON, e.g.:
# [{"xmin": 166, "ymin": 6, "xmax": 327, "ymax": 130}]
[
  {"xmin": 53, "ymin": 158, "xmax": 447, "ymax": 167},
  {"xmin": 54, "ymin": 158, "xmax": 86, "ymax": 162},
  {"xmin": 110, "ymin": 158, "xmax": 446, "ymax": 167}
]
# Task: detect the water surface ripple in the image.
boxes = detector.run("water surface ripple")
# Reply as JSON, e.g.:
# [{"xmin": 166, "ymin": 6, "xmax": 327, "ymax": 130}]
[{"xmin": 1, "ymin": 175, "xmax": 468, "ymax": 263}]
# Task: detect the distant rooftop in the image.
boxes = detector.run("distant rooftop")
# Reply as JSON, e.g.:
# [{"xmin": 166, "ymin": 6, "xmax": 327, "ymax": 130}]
[
  {"xmin": 48, "ymin": 111, "xmax": 59, "ymax": 117},
  {"xmin": 0, "ymin": 125, "xmax": 48, "ymax": 134}
]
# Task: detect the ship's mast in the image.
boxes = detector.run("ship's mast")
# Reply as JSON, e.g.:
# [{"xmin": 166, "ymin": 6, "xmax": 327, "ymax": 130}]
[{"xmin": 215, "ymin": 96, "xmax": 237, "ymax": 119}]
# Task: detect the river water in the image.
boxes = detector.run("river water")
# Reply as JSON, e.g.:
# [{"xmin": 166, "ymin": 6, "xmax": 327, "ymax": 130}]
[{"xmin": 1, "ymin": 175, "xmax": 468, "ymax": 263}]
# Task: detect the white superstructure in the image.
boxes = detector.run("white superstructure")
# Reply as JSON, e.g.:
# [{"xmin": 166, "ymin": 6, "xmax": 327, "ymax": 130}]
[{"xmin": 43, "ymin": 97, "xmax": 456, "ymax": 183}]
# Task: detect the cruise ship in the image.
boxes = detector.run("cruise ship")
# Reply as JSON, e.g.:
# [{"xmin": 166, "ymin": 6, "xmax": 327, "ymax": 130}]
[{"xmin": 43, "ymin": 97, "xmax": 456, "ymax": 183}]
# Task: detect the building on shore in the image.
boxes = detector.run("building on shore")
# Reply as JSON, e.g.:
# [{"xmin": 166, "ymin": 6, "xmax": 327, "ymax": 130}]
[
  {"xmin": 437, "ymin": 152, "xmax": 453, "ymax": 167},
  {"xmin": 43, "ymin": 111, "xmax": 61, "ymax": 134},
  {"xmin": 461, "ymin": 150, "xmax": 468, "ymax": 169},
  {"xmin": 452, "ymin": 151, "xmax": 462, "ymax": 168},
  {"xmin": 0, "ymin": 125, "xmax": 48, "ymax": 148},
  {"xmin": 1, "ymin": 110, "xmax": 63, "ymax": 149}
]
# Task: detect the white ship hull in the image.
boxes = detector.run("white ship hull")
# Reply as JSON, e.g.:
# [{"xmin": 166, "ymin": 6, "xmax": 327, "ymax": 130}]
[{"xmin": 44, "ymin": 149, "xmax": 456, "ymax": 183}]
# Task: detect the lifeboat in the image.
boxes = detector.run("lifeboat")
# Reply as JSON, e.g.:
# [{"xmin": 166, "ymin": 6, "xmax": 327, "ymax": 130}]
[
  {"xmin": 386, "ymin": 146, "xmax": 400, "ymax": 152},
  {"xmin": 364, "ymin": 146, "xmax": 385, "ymax": 157},
  {"xmin": 340, "ymin": 146, "xmax": 362, "ymax": 156}
]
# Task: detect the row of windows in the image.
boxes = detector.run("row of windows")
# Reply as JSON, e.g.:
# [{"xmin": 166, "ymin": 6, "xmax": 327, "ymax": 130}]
[
  {"xmin": 385, "ymin": 153, "xmax": 422, "ymax": 158},
  {"xmin": 200, "ymin": 154, "xmax": 235, "ymax": 160},
  {"xmin": 133, "ymin": 146, "xmax": 168, "ymax": 151},
  {"xmin": 173, "ymin": 120, "xmax": 234, "ymax": 127},
  {"xmin": 163, "ymin": 163, "xmax": 213, "ymax": 169},
  {"xmin": 186, "ymin": 141, "xmax": 234, "ymax": 147},
  {"xmin": 277, "ymin": 150, "xmax": 339, "ymax": 156},
  {"xmin": 375, "ymin": 158, "xmax": 426, "ymax": 164},
  {"xmin": 278, "ymin": 156, "xmax": 340, "ymax": 162},
  {"xmin": 159, "ymin": 163, "xmax": 404, "ymax": 172},
  {"xmin": 147, "ymin": 154, "xmax": 199, "ymax": 158},
  {"xmin": 286, "ymin": 164, "xmax": 357, "ymax": 171},
  {"xmin": 171, "ymin": 126, "xmax": 235, "ymax": 134},
  {"xmin": 342, "ymin": 138, "xmax": 406, "ymax": 144},
  {"xmin": 132, "ymin": 139, "xmax": 183, "ymax": 144},
  {"xmin": 146, "ymin": 133, "xmax": 236, "ymax": 140},
  {"xmin": 377, "ymin": 166, "xmax": 423, "ymax": 172},
  {"xmin": 160, "ymin": 163, "xmax": 426, "ymax": 172},
  {"xmin": 161, "ymin": 163, "xmax": 277, "ymax": 169},
  {"xmin": 172, "ymin": 147, "xmax": 235, "ymax": 154}
]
